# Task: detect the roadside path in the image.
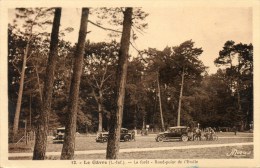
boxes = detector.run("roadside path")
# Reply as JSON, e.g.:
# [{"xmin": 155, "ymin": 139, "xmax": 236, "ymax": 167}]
[
  {"xmin": 139, "ymin": 136, "xmax": 253, "ymax": 139},
  {"xmin": 9, "ymin": 142, "xmax": 253, "ymax": 158}
]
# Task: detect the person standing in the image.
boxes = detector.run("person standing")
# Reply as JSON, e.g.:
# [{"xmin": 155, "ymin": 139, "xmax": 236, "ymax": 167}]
[
  {"xmin": 234, "ymin": 126, "xmax": 237, "ymax": 135},
  {"xmin": 131, "ymin": 130, "xmax": 136, "ymax": 141}
]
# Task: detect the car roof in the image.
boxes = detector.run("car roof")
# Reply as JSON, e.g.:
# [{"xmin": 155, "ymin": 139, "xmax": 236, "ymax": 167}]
[{"xmin": 168, "ymin": 126, "xmax": 187, "ymax": 129}]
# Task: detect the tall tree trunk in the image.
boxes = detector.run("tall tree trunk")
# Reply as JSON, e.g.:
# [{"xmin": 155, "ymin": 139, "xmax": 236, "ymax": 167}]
[
  {"xmin": 34, "ymin": 65, "xmax": 43, "ymax": 101},
  {"xmin": 142, "ymin": 114, "xmax": 145, "ymax": 129},
  {"xmin": 98, "ymin": 90, "xmax": 103, "ymax": 132},
  {"xmin": 98, "ymin": 97, "xmax": 103, "ymax": 132},
  {"xmin": 12, "ymin": 38, "xmax": 29, "ymax": 141},
  {"xmin": 92, "ymin": 89, "xmax": 103, "ymax": 132},
  {"xmin": 106, "ymin": 8, "xmax": 132, "ymax": 159},
  {"xmin": 152, "ymin": 92, "xmax": 157, "ymax": 127},
  {"xmin": 134, "ymin": 104, "xmax": 137, "ymax": 129},
  {"xmin": 157, "ymin": 71, "xmax": 164, "ymax": 131},
  {"xmin": 177, "ymin": 67, "xmax": 185, "ymax": 126},
  {"xmin": 61, "ymin": 8, "xmax": 89, "ymax": 160},
  {"xmin": 29, "ymin": 93, "xmax": 32, "ymax": 130},
  {"xmin": 237, "ymin": 80, "xmax": 244, "ymax": 131},
  {"xmin": 237, "ymin": 55, "xmax": 243, "ymax": 130},
  {"xmin": 33, "ymin": 8, "xmax": 61, "ymax": 160}
]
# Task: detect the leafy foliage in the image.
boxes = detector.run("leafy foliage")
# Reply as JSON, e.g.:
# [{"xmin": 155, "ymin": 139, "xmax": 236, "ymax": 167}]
[{"xmin": 8, "ymin": 8, "xmax": 253, "ymax": 137}]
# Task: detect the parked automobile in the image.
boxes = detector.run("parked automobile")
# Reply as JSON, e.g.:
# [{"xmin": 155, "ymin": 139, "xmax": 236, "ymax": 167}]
[
  {"xmin": 155, "ymin": 126, "xmax": 190, "ymax": 142},
  {"xmin": 96, "ymin": 128, "xmax": 133, "ymax": 143},
  {"xmin": 53, "ymin": 127, "xmax": 65, "ymax": 143}
]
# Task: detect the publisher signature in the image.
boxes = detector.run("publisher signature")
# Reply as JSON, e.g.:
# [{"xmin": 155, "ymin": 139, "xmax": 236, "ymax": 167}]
[{"xmin": 226, "ymin": 148, "xmax": 251, "ymax": 157}]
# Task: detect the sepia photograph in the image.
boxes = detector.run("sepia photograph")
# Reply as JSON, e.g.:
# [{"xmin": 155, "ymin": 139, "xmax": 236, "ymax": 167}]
[{"xmin": 1, "ymin": 0, "xmax": 259, "ymax": 168}]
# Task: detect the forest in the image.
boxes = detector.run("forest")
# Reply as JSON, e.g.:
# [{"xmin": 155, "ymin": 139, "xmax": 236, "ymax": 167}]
[{"xmin": 8, "ymin": 7, "xmax": 253, "ymax": 159}]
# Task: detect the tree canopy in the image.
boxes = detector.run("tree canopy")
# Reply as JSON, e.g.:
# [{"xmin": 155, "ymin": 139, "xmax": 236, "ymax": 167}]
[{"xmin": 8, "ymin": 7, "xmax": 253, "ymax": 160}]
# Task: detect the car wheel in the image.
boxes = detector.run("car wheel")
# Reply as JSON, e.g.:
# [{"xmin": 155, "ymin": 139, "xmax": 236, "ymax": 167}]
[
  {"xmin": 156, "ymin": 136, "xmax": 163, "ymax": 142},
  {"xmin": 181, "ymin": 135, "xmax": 189, "ymax": 142},
  {"xmin": 124, "ymin": 135, "xmax": 130, "ymax": 142},
  {"xmin": 102, "ymin": 137, "xmax": 108, "ymax": 143}
]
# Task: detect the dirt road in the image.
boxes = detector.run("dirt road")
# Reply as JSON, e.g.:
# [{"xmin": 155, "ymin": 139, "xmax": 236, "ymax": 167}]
[{"xmin": 9, "ymin": 142, "xmax": 253, "ymax": 158}]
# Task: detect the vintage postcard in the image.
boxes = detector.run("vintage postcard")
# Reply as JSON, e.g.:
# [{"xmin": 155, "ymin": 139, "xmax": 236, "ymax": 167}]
[{"xmin": 0, "ymin": 0, "xmax": 259, "ymax": 168}]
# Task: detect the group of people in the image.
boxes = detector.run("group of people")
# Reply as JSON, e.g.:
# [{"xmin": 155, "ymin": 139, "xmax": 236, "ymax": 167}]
[
  {"xmin": 204, "ymin": 127, "xmax": 216, "ymax": 140},
  {"xmin": 188, "ymin": 127, "xmax": 216, "ymax": 141}
]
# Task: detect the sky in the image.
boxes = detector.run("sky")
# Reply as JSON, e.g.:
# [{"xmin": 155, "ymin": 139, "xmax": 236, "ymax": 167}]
[
  {"xmin": 60, "ymin": 7, "xmax": 253, "ymax": 74},
  {"xmin": 8, "ymin": 6, "xmax": 252, "ymax": 74}
]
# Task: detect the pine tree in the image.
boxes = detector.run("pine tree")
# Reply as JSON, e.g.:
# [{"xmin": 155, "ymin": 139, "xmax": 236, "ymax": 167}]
[
  {"xmin": 32, "ymin": 8, "xmax": 61, "ymax": 160},
  {"xmin": 11, "ymin": 8, "xmax": 54, "ymax": 141},
  {"xmin": 60, "ymin": 8, "xmax": 90, "ymax": 160},
  {"xmin": 106, "ymin": 7, "xmax": 133, "ymax": 159}
]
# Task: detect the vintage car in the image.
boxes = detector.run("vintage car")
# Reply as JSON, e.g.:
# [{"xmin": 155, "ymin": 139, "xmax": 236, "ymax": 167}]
[
  {"xmin": 53, "ymin": 127, "xmax": 65, "ymax": 143},
  {"xmin": 155, "ymin": 126, "xmax": 190, "ymax": 142},
  {"xmin": 96, "ymin": 128, "xmax": 133, "ymax": 143}
]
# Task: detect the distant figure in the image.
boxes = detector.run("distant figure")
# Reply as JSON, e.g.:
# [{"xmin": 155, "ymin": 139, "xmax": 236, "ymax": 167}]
[
  {"xmin": 141, "ymin": 129, "xmax": 144, "ymax": 136},
  {"xmin": 233, "ymin": 126, "xmax": 237, "ymax": 135},
  {"xmin": 194, "ymin": 127, "xmax": 202, "ymax": 141},
  {"xmin": 134, "ymin": 129, "xmax": 137, "ymax": 136},
  {"xmin": 131, "ymin": 130, "xmax": 136, "ymax": 141},
  {"xmin": 209, "ymin": 127, "xmax": 215, "ymax": 140},
  {"xmin": 141, "ymin": 128, "xmax": 148, "ymax": 136},
  {"xmin": 204, "ymin": 127, "xmax": 214, "ymax": 140},
  {"xmin": 187, "ymin": 127, "xmax": 193, "ymax": 140},
  {"xmin": 146, "ymin": 128, "xmax": 149, "ymax": 135}
]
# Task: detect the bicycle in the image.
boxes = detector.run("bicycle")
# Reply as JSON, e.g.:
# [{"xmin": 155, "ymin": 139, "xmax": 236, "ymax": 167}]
[
  {"xmin": 204, "ymin": 132, "xmax": 218, "ymax": 141},
  {"xmin": 212, "ymin": 134, "xmax": 218, "ymax": 141},
  {"xmin": 193, "ymin": 133, "xmax": 202, "ymax": 141}
]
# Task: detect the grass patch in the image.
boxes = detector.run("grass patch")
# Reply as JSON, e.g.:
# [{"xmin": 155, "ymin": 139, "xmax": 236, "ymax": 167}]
[
  {"xmin": 10, "ymin": 145, "xmax": 253, "ymax": 160},
  {"xmin": 8, "ymin": 132, "xmax": 253, "ymax": 160},
  {"xmin": 74, "ymin": 145, "xmax": 253, "ymax": 160},
  {"xmin": 9, "ymin": 142, "xmax": 34, "ymax": 153},
  {"xmin": 9, "ymin": 132, "xmax": 253, "ymax": 153}
]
